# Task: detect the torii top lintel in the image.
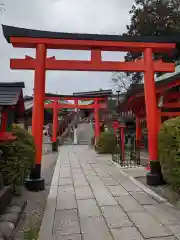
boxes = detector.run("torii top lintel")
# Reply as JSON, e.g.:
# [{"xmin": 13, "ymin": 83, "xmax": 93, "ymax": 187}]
[
  {"xmin": 45, "ymin": 91, "xmax": 111, "ymax": 101},
  {"xmin": 2, "ymin": 25, "xmax": 177, "ymax": 53}
]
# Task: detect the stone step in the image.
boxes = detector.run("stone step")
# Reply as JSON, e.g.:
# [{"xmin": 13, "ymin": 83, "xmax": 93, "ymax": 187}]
[
  {"xmin": 0, "ymin": 197, "xmax": 27, "ymax": 240},
  {"xmin": 78, "ymin": 140, "xmax": 89, "ymax": 145},
  {"xmin": 63, "ymin": 139, "xmax": 73, "ymax": 145},
  {"xmin": 0, "ymin": 186, "xmax": 13, "ymax": 215}
]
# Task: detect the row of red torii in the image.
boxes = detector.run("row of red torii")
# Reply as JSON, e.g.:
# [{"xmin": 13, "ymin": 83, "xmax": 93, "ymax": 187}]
[
  {"xmin": 2, "ymin": 24, "xmax": 177, "ymax": 190},
  {"xmin": 44, "ymin": 96, "xmax": 107, "ymax": 143}
]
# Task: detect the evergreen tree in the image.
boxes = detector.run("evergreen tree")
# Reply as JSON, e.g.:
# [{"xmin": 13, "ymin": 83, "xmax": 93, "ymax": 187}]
[{"xmin": 124, "ymin": 0, "xmax": 180, "ymax": 83}]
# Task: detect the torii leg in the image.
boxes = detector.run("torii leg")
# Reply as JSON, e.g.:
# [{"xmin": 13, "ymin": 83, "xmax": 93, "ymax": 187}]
[
  {"xmin": 52, "ymin": 101, "xmax": 58, "ymax": 151},
  {"xmin": 74, "ymin": 99, "xmax": 78, "ymax": 144},
  {"xmin": 94, "ymin": 99, "xmax": 100, "ymax": 144},
  {"xmin": 136, "ymin": 117, "xmax": 141, "ymax": 165},
  {"xmin": 120, "ymin": 127, "xmax": 125, "ymax": 161},
  {"xmin": 26, "ymin": 43, "xmax": 46, "ymax": 191},
  {"xmin": 144, "ymin": 48, "xmax": 163, "ymax": 186}
]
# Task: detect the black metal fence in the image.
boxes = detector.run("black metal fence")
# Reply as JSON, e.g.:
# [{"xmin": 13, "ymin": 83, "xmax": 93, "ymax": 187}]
[{"xmin": 112, "ymin": 133, "xmax": 140, "ymax": 167}]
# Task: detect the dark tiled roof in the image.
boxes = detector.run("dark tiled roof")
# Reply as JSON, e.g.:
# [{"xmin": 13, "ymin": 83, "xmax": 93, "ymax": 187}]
[
  {"xmin": 73, "ymin": 89, "xmax": 112, "ymax": 97},
  {"xmin": 118, "ymin": 70, "xmax": 180, "ymax": 108},
  {"xmin": 0, "ymin": 82, "xmax": 25, "ymax": 106},
  {"xmin": 45, "ymin": 93, "xmax": 82, "ymax": 98},
  {"xmin": 0, "ymin": 82, "xmax": 24, "ymax": 88},
  {"xmin": 2, "ymin": 25, "xmax": 180, "ymax": 44},
  {"xmin": 125, "ymin": 72, "xmax": 180, "ymax": 98},
  {"xmin": 24, "ymin": 95, "xmax": 33, "ymax": 101},
  {"xmin": 45, "ymin": 90, "xmax": 112, "ymax": 99}
]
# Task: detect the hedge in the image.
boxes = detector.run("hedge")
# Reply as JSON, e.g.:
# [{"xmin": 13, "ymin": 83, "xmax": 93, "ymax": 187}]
[
  {"xmin": 0, "ymin": 125, "xmax": 35, "ymax": 193},
  {"xmin": 96, "ymin": 130, "xmax": 117, "ymax": 154},
  {"xmin": 158, "ymin": 117, "xmax": 180, "ymax": 191}
]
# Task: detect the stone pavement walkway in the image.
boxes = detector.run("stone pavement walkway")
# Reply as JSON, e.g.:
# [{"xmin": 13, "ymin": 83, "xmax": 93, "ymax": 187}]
[{"xmin": 39, "ymin": 145, "xmax": 180, "ymax": 240}]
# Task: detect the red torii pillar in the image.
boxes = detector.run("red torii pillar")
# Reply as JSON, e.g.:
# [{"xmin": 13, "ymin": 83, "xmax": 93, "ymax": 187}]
[
  {"xmin": 136, "ymin": 116, "xmax": 141, "ymax": 149},
  {"xmin": 29, "ymin": 44, "xmax": 46, "ymax": 191},
  {"xmin": 52, "ymin": 100, "xmax": 59, "ymax": 151},
  {"xmin": 144, "ymin": 48, "xmax": 164, "ymax": 185},
  {"xmin": 112, "ymin": 120, "xmax": 119, "ymax": 136},
  {"xmin": 120, "ymin": 124, "xmax": 126, "ymax": 162},
  {"xmin": 1, "ymin": 110, "xmax": 8, "ymax": 134},
  {"xmin": 74, "ymin": 99, "xmax": 78, "ymax": 144},
  {"xmin": 94, "ymin": 99, "xmax": 100, "ymax": 143},
  {"xmin": 135, "ymin": 116, "xmax": 142, "ymax": 165}
]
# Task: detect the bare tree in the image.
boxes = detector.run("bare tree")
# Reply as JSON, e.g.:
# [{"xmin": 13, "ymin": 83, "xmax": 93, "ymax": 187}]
[
  {"xmin": 111, "ymin": 72, "xmax": 132, "ymax": 93},
  {"xmin": 0, "ymin": 4, "xmax": 5, "ymax": 15}
]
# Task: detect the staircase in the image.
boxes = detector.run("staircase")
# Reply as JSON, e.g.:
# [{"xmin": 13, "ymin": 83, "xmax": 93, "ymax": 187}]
[
  {"xmin": 63, "ymin": 137, "xmax": 73, "ymax": 145},
  {"xmin": 62, "ymin": 121, "xmax": 94, "ymax": 146},
  {"xmin": 0, "ymin": 172, "xmax": 27, "ymax": 239},
  {"xmin": 78, "ymin": 139, "xmax": 89, "ymax": 145},
  {"xmin": 58, "ymin": 112, "xmax": 81, "ymax": 145}
]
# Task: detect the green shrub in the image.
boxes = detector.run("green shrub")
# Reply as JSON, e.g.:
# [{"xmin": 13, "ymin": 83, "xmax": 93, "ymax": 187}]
[
  {"xmin": 96, "ymin": 130, "xmax": 117, "ymax": 154},
  {"xmin": 0, "ymin": 125, "xmax": 35, "ymax": 193},
  {"xmin": 158, "ymin": 117, "xmax": 180, "ymax": 191}
]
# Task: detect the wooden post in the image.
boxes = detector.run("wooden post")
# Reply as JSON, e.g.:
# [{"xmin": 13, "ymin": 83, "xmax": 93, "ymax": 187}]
[
  {"xmin": 136, "ymin": 116, "xmax": 141, "ymax": 148},
  {"xmin": 94, "ymin": 99, "xmax": 100, "ymax": 143},
  {"xmin": 74, "ymin": 99, "xmax": 78, "ymax": 144},
  {"xmin": 52, "ymin": 100, "xmax": 58, "ymax": 152},
  {"xmin": 120, "ymin": 126, "xmax": 125, "ymax": 161},
  {"xmin": 136, "ymin": 116, "xmax": 141, "ymax": 166},
  {"xmin": 1, "ymin": 110, "xmax": 8, "ymax": 133},
  {"xmin": 52, "ymin": 100, "xmax": 58, "ymax": 143}
]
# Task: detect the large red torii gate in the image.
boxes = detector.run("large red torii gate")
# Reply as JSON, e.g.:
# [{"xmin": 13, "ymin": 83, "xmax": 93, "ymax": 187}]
[
  {"xmin": 44, "ymin": 96, "xmax": 107, "ymax": 145},
  {"xmin": 2, "ymin": 24, "xmax": 176, "ymax": 190}
]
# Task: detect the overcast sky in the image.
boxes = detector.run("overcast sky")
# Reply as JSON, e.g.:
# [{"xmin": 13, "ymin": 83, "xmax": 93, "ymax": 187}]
[{"xmin": 0, "ymin": 0, "xmax": 134, "ymax": 95}]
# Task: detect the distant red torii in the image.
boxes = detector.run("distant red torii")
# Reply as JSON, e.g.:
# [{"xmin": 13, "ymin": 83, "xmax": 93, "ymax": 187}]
[{"xmin": 44, "ymin": 97, "xmax": 107, "ymax": 143}]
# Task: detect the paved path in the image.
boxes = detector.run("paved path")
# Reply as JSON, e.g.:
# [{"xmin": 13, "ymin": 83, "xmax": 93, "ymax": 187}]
[
  {"xmin": 39, "ymin": 145, "xmax": 180, "ymax": 240},
  {"xmin": 76, "ymin": 122, "xmax": 94, "ymax": 142},
  {"xmin": 64, "ymin": 122, "xmax": 94, "ymax": 145}
]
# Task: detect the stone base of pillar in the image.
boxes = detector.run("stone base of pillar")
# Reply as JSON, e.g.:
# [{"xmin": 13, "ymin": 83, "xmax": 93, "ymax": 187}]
[
  {"xmin": 25, "ymin": 164, "xmax": 45, "ymax": 191},
  {"xmin": 25, "ymin": 178, "xmax": 45, "ymax": 191},
  {"xmin": 146, "ymin": 161, "xmax": 165, "ymax": 186},
  {"xmin": 52, "ymin": 141, "xmax": 58, "ymax": 152}
]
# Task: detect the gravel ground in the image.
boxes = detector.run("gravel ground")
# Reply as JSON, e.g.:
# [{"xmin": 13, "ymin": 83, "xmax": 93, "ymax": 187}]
[{"xmin": 13, "ymin": 139, "xmax": 58, "ymax": 240}]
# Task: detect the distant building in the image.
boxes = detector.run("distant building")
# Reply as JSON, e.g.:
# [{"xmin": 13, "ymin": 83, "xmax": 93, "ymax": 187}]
[
  {"xmin": 73, "ymin": 89, "xmax": 113, "ymax": 119},
  {"xmin": 0, "ymin": 82, "xmax": 25, "ymax": 140},
  {"xmin": 24, "ymin": 96, "xmax": 53, "ymax": 131}
]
